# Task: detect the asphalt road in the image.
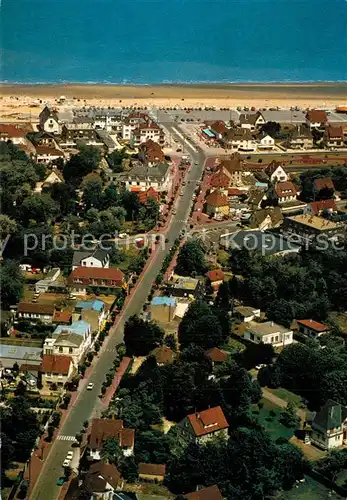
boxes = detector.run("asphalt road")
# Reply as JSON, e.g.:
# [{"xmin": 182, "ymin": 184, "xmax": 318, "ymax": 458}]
[{"xmin": 29, "ymin": 130, "xmax": 206, "ymax": 500}]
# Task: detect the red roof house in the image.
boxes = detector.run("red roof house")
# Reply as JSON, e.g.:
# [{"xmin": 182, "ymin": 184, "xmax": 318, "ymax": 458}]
[
  {"xmin": 41, "ymin": 354, "xmax": 73, "ymax": 376},
  {"xmin": 306, "ymin": 110, "xmax": 328, "ymax": 126},
  {"xmin": 313, "ymin": 177, "xmax": 335, "ymax": 192},
  {"xmin": 209, "ymin": 171, "xmax": 230, "ymax": 189},
  {"xmin": 205, "ymin": 347, "xmax": 228, "ymax": 364},
  {"xmin": 186, "ymin": 406, "xmax": 229, "ymax": 441},
  {"xmin": 205, "ymin": 269, "xmax": 225, "ymax": 284},
  {"xmin": 88, "ymin": 418, "xmax": 135, "ymax": 459},
  {"xmin": 307, "ymin": 199, "xmax": 337, "ymax": 216},
  {"xmin": 296, "ymin": 319, "xmax": 329, "ymax": 338},
  {"xmin": 185, "ymin": 485, "xmax": 223, "ymax": 500},
  {"xmin": 68, "ymin": 267, "xmax": 125, "ymax": 293},
  {"xmin": 275, "ymin": 181, "xmax": 297, "ymax": 203}
]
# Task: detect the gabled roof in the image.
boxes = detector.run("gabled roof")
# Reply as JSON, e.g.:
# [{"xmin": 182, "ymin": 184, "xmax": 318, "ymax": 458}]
[
  {"xmin": 41, "ymin": 354, "xmax": 72, "ymax": 374},
  {"xmin": 313, "ymin": 177, "xmax": 335, "ymax": 192},
  {"xmin": 185, "ymin": 485, "xmax": 223, "ymax": 500},
  {"xmin": 205, "ymin": 190, "xmax": 229, "ymax": 207},
  {"xmin": 309, "ymin": 199, "xmax": 337, "ymax": 215},
  {"xmin": 312, "ymin": 399, "xmax": 347, "ymax": 432},
  {"xmin": 275, "ymin": 181, "xmax": 297, "ymax": 198},
  {"xmin": 306, "ymin": 110, "xmax": 328, "ymax": 124},
  {"xmin": 187, "ymin": 406, "xmax": 229, "ymax": 437},
  {"xmin": 210, "ymin": 121, "xmax": 228, "ymax": 135},
  {"xmin": 89, "ymin": 418, "xmax": 135, "ymax": 450},
  {"xmin": 326, "ymin": 125, "xmax": 344, "ymax": 139},
  {"xmin": 205, "ymin": 347, "xmax": 228, "ymax": 363},
  {"xmin": 0, "ymin": 124, "xmax": 26, "ymax": 138},
  {"xmin": 72, "ymin": 248, "xmax": 109, "ymax": 267},
  {"xmin": 205, "ymin": 269, "xmax": 225, "ymax": 282},
  {"xmin": 239, "ymin": 111, "xmax": 262, "ymax": 125},
  {"xmin": 209, "ymin": 171, "xmax": 230, "ymax": 189},
  {"xmin": 296, "ymin": 319, "xmax": 329, "ymax": 333},
  {"xmin": 138, "ymin": 463, "xmax": 166, "ymax": 476},
  {"xmin": 264, "ymin": 161, "xmax": 283, "ymax": 177},
  {"xmin": 85, "ymin": 461, "xmax": 121, "ymax": 492},
  {"xmin": 17, "ymin": 302, "xmax": 55, "ymax": 315},
  {"xmin": 35, "ymin": 146, "xmax": 64, "ymax": 156},
  {"xmin": 52, "ymin": 310, "xmax": 72, "ymax": 324},
  {"xmin": 217, "ymin": 156, "xmax": 243, "ymax": 174},
  {"xmin": 68, "ymin": 266, "xmax": 124, "ymax": 283}
]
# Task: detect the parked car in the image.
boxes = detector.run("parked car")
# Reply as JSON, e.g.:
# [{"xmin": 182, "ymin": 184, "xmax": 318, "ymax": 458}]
[
  {"xmin": 57, "ymin": 477, "xmax": 65, "ymax": 486},
  {"xmin": 66, "ymin": 451, "xmax": 73, "ymax": 461},
  {"xmin": 63, "ymin": 459, "xmax": 71, "ymax": 468}
]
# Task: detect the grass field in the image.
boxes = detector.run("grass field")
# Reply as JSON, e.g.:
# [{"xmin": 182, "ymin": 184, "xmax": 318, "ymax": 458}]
[
  {"xmin": 252, "ymin": 398, "xmax": 294, "ymax": 442},
  {"xmin": 267, "ymin": 387, "xmax": 304, "ymax": 407},
  {"xmin": 276, "ymin": 475, "xmax": 344, "ymax": 500}
]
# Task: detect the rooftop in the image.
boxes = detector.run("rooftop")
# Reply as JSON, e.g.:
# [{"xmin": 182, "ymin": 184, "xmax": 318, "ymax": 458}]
[
  {"xmin": 53, "ymin": 320, "xmax": 90, "ymax": 337},
  {"xmin": 41, "ymin": 354, "xmax": 72, "ymax": 374},
  {"xmin": 0, "ymin": 344, "xmax": 42, "ymax": 364},
  {"xmin": 17, "ymin": 302, "xmax": 55, "ymax": 315},
  {"xmin": 187, "ymin": 406, "xmax": 229, "ymax": 437},
  {"xmin": 205, "ymin": 347, "xmax": 228, "ymax": 363},
  {"xmin": 246, "ymin": 321, "xmax": 292, "ymax": 337},
  {"xmin": 151, "ymin": 296, "xmax": 176, "ymax": 307},
  {"xmin": 138, "ymin": 463, "xmax": 166, "ymax": 476},
  {"xmin": 185, "ymin": 485, "xmax": 223, "ymax": 500},
  {"xmin": 69, "ymin": 266, "xmax": 124, "ymax": 282},
  {"xmin": 170, "ymin": 275, "xmax": 200, "ymax": 291},
  {"xmin": 75, "ymin": 299, "xmax": 105, "ymax": 312},
  {"xmin": 296, "ymin": 319, "xmax": 329, "ymax": 333},
  {"xmin": 89, "ymin": 418, "xmax": 135, "ymax": 450},
  {"xmin": 287, "ymin": 214, "xmax": 340, "ymax": 231}
]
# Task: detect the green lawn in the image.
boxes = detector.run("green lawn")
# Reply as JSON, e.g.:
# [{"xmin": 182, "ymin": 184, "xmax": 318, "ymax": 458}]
[
  {"xmin": 275, "ymin": 475, "xmax": 344, "ymax": 499},
  {"xmin": 252, "ymin": 398, "xmax": 294, "ymax": 442},
  {"xmin": 267, "ymin": 387, "xmax": 304, "ymax": 407}
]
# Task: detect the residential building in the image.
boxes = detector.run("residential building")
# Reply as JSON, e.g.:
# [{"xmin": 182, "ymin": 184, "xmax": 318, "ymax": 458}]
[
  {"xmin": 0, "ymin": 124, "xmax": 27, "ymax": 144},
  {"xmin": 84, "ymin": 461, "xmax": 123, "ymax": 497},
  {"xmin": 310, "ymin": 399, "xmax": 347, "ymax": 450},
  {"xmin": 258, "ymin": 132, "xmax": 275, "ymax": 150},
  {"xmin": 185, "ymin": 485, "xmax": 223, "ymax": 500},
  {"xmin": 68, "ymin": 267, "xmax": 125, "ymax": 295},
  {"xmin": 138, "ymin": 463, "xmax": 166, "ymax": 483},
  {"xmin": 43, "ymin": 320, "xmax": 92, "ymax": 366},
  {"xmin": 151, "ymin": 346, "xmax": 174, "ymax": 365},
  {"xmin": 39, "ymin": 106, "xmax": 61, "ymax": 135},
  {"xmin": 250, "ymin": 207, "xmax": 283, "ymax": 231},
  {"xmin": 40, "ymin": 354, "xmax": 74, "ymax": 390},
  {"xmin": 72, "ymin": 248, "xmax": 110, "ymax": 270},
  {"xmin": 248, "ymin": 189, "xmax": 266, "ymax": 210},
  {"xmin": 324, "ymin": 125, "xmax": 344, "ymax": 148},
  {"xmin": 282, "ymin": 214, "xmax": 342, "ymax": 245},
  {"xmin": 264, "ymin": 161, "xmax": 288, "ymax": 183},
  {"xmin": 131, "ymin": 121, "xmax": 165, "ymax": 147},
  {"xmin": 122, "ymin": 113, "xmax": 148, "ymax": 140},
  {"xmin": 313, "ymin": 177, "xmax": 335, "ymax": 194},
  {"xmin": 119, "ymin": 163, "xmax": 171, "ymax": 193},
  {"xmin": 35, "ymin": 170, "xmax": 64, "ymax": 193},
  {"xmin": 275, "ymin": 181, "xmax": 298, "ymax": 204},
  {"xmin": 34, "ymin": 268, "xmax": 62, "ymax": 294},
  {"xmin": 88, "ymin": 418, "xmax": 135, "ymax": 460},
  {"xmin": 306, "ymin": 110, "xmax": 328, "ymax": 130},
  {"xmin": 137, "ymin": 187, "xmax": 160, "ymax": 204},
  {"xmin": 138, "ymin": 139, "xmax": 165, "ymax": 166},
  {"xmin": 205, "ymin": 190, "xmax": 229, "ymax": 218},
  {"xmin": 150, "ymin": 296, "xmax": 177, "ymax": 323},
  {"xmin": 35, "ymin": 146, "xmax": 64, "ymax": 164},
  {"xmin": 183, "ymin": 406, "xmax": 229, "ymax": 443},
  {"xmin": 223, "ymin": 128, "xmax": 256, "ymax": 151},
  {"xmin": 215, "ymin": 156, "xmax": 244, "ymax": 185},
  {"xmin": 234, "ymin": 306, "xmax": 261, "ymax": 323},
  {"xmin": 289, "ymin": 124, "xmax": 314, "ymax": 149},
  {"xmin": 52, "ymin": 310, "xmax": 72, "ymax": 325},
  {"xmin": 165, "ymin": 274, "xmax": 204, "ymax": 299},
  {"xmin": 239, "ymin": 111, "xmax": 265, "ymax": 130},
  {"xmin": 244, "ymin": 321, "xmax": 293, "ymax": 347},
  {"xmin": 295, "ymin": 319, "xmax": 329, "ymax": 338},
  {"xmin": 209, "ymin": 120, "xmax": 228, "ymax": 139},
  {"xmin": 75, "ymin": 299, "xmax": 109, "ymax": 332},
  {"xmin": 205, "ymin": 269, "xmax": 225, "ymax": 288},
  {"xmin": 209, "ymin": 171, "xmax": 230, "ymax": 190},
  {"xmin": 0, "ymin": 343, "xmax": 42, "ymax": 370},
  {"xmin": 61, "ymin": 123, "xmax": 97, "ymax": 143},
  {"xmin": 304, "ymin": 199, "xmax": 337, "ymax": 217},
  {"xmin": 17, "ymin": 302, "xmax": 55, "ymax": 324},
  {"xmin": 205, "ymin": 347, "xmax": 228, "ymax": 365}
]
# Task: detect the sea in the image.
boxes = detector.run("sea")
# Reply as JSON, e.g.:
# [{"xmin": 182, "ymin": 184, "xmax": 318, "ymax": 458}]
[{"xmin": 1, "ymin": 0, "xmax": 346, "ymax": 84}]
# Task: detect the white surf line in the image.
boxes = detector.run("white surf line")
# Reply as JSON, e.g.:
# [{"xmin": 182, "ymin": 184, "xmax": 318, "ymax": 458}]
[{"xmin": 171, "ymin": 127, "xmax": 199, "ymax": 153}]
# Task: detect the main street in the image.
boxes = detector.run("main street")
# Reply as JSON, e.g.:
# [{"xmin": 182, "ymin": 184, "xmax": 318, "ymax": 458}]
[{"xmin": 29, "ymin": 130, "xmax": 206, "ymax": 500}]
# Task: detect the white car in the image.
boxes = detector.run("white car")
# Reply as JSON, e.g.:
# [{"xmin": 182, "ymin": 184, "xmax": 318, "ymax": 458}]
[
  {"xmin": 255, "ymin": 364, "xmax": 266, "ymax": 370},
  {"xmin": 66, "ymin": 451, "xmax": 73, "ymax": 461},
  {"xmin": 87, "ymin": 382, "xmax": 94, "ymax": 390},
  {"xmin": 63, "ymin": 459, "xmax": 71, "ymax": 468}
]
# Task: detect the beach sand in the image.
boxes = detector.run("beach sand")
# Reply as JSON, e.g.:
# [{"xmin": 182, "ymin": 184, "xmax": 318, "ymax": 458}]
[{"xmin": 1, "ymin": 83, "xmax": 346, "ymax": 122}]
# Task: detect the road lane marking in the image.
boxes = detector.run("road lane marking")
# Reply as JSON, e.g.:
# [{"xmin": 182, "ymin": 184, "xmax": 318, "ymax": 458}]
[{"xmin": 56, "ymin": 435, "xmax": 76, "ymax": 441}]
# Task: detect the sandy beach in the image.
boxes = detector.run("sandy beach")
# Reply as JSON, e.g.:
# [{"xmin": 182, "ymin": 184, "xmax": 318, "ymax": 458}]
[{"xmin": 1, "ymin": 83, "xmax": 347, "ymax": 123}]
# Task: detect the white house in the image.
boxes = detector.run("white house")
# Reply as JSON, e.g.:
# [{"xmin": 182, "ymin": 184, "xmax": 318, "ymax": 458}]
[
  {"xmin": 17, "ymin": 302, "xmax": 55, "ymax": 324},
  {"xmin": 264, "ymin": 161, "xmax": 288, "ymax": 183},
  {"xmin": 258, "ymin": 133, "xmax": 275, "ymax": 150},
  {"xmin": 131, "ymin": 121, "xmax": 165, "ymax": 147},
  {"xmin": 310, "ymin": 400, "xmax": 347, "ymax": 450},
  {"xmin": 244, "ymin": 321, "xmax": 293, "ymax": 347},
  {"xmin": 43, "ymin": 320, "xmax": 92, "ymax": 366},
  {"xmin": 39, "ymin": 106, "xmax": 61, "ymax": 135},
  {"xmin": 121, "ymin": 163, "xmax": 171, "ymax": 193},
  {"xmin": 72, "ymin": 249, "xmax": 110, "ymax": 270},
  {"xmin": 275, "ymin": 181, "xmax": 298, "ymax": 204},
  {"xmin": 239, "ymin": 112, "xmax": 265, "ymax": 131}
]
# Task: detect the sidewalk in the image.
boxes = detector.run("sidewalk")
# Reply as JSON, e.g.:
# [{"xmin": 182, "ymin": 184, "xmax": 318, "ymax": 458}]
[{"xmin": 101, "ymin": 356, "xmax": 132, "ymax": 407}]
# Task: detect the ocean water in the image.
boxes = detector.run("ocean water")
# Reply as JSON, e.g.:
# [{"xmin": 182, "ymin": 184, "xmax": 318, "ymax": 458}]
[{"xmin": 1, "ymin": 0, "xmax": 346, "ymax": 84}]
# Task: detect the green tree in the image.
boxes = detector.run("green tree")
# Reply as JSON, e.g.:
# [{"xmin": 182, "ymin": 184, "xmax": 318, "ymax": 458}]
[
  {"xmin": 106, "ymin": 148, "xmax": 129, "ymax": 172},
  {"xmin": 124, "ymin": 315, "xmax": 164, "ymax": 356},
  {"xmin": 20, "ymin": 193, "xmax": 59, "ymax": 225},
  {"xmin": 0, "ymin": 260, "xmax": 24, "ymax": 309},
  {"xmin": 178, "ymin": 301, "xmax": 224, "ymax": 350},
  {"xmin": 63, "ymin": 146, "xmax": 101, "ymax": 184},
  {"xmin": 175, "ymin": 240, "xmax": 206, "ymax": 276},
  {"xmin": 101, "ymin": 438, "xmax": 123, "ymax": 465}
]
